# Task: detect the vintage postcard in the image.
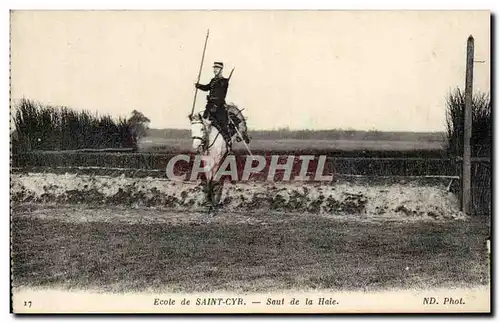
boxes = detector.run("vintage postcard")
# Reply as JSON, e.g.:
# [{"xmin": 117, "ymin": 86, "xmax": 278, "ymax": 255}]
[{"xmin": 10, "ymin": 10, "xmax": 491, "ymax": 314}]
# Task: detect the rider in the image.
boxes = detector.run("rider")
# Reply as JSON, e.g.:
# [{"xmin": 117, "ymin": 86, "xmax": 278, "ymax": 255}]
[{"xmin": 195, "ymin": 61, "xmax": 231, "ymax": 144}]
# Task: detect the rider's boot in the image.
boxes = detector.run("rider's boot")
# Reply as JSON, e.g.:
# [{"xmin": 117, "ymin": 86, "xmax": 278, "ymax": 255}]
[{"xmin": 221, "ymin": 123, "xmax": 232, "ymax": 147}]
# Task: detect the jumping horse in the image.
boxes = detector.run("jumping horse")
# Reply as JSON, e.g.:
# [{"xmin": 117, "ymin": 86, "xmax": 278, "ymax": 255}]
[{"xmin": 189, "ymin": 104, "xmax": 248, "ymax": 216}]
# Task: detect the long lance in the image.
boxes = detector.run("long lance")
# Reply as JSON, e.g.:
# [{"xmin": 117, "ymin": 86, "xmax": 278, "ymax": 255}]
[{"xmin": 190, "ymin": 29, "xmax": 210, "ymax": 118}]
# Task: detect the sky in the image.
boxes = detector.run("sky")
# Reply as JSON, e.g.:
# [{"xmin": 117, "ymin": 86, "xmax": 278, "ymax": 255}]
[{"xmin": 10, "ymin": 10, "xmax": 490, "ymax": 131}]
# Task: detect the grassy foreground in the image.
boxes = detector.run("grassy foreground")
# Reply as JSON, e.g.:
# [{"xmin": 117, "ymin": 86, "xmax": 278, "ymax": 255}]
[{"xmin": 11, "ymin": 206, "xmax": 489, "ymax": 293}]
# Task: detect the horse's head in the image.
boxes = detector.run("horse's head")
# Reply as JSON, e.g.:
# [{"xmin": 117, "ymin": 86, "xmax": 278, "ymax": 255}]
[{"xmin": 189, "ymin": 113, "xmax": 211, "ymax": 151}]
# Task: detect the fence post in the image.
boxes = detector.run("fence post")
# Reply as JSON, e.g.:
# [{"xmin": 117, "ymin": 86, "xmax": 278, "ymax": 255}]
[{"xmin": 462, "ymin": 35, "xmax": 474, "ymax": 214}]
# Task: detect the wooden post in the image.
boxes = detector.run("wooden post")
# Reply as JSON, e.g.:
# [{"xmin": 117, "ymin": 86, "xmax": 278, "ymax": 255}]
[{"xmin": 462, "ymin": 35, "xmax": 474, "ymax": 214}]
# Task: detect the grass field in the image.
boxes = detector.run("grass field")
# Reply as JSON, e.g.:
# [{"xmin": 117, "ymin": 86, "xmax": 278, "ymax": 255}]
[
  {"xmin": 138, "ymin": 137, "xmax": 446, "ymax": 153},
  {"xmin": 148, "ymin": 128, "xmax": 446, "ymax": 142},
  {"xmin": 11, "ymin": 204, "xmax": 489, "ymax": 293},
  {"xmin": 141, "ymin": 128, "xmax": 446, "ymax": 153}
]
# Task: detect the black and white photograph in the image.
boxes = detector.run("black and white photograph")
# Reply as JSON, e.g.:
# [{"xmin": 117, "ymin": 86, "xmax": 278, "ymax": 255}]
[{"xmin": 9, "ymin": 10, "xmax": 491, "ymax": 313}]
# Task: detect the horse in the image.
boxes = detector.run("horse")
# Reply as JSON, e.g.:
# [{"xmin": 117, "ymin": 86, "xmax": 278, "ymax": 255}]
[{"xmin": 189, "ymin": 104, "xmax": 248, "ymax": 215}]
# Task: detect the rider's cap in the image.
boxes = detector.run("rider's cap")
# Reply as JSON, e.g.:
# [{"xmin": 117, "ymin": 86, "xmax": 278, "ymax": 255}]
[{"xmin": 213, "ymin": 62, "xmax": 224, "ymax": 68}]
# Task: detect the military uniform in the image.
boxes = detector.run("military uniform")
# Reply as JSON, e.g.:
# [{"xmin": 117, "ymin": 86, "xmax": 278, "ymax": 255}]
[
  {"xmin": 195, "ymin": 62, "xmax": 231, "ymax": 142},
  {"xmin": 196, "ymin": 76, "xmax": 229, "ymax": 118}
]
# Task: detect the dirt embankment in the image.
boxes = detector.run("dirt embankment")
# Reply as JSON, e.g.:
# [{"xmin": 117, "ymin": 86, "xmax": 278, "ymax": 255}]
[{"xmin": 11, "ymin": 173, "xmax": 466, "ymax": 221}]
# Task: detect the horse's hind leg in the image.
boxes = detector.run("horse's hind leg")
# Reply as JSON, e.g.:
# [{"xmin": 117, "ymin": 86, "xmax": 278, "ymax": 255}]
[
  {"xmin": 211, "ymin": 179, "xmax": 224, "ymax": 209},
  {"xmin": 204, "ymin": 179, "xmax": 222, "ymax": 217},
  {"xmin": 202, "ymin": 179, "xmax": 212, "ymax": 207}
]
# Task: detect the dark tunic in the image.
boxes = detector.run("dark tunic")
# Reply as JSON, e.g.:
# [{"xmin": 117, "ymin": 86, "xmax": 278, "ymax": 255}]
[
  {"xmin": 196, "ymin": 76, "xmax": 229, "ymax": 106},
  {"xmin": 195, "ymin": 76, "xmax": 231, "ymax": 141}
]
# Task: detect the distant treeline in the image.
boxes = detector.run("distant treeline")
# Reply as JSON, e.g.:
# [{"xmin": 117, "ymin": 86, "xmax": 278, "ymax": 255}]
[
  {"xmin": 11, "ymin": 99, "xmax": 136, "ymax": 153},
  {"xmin": 148, "ymin": 128, "xmax": 446, "ymax": 142}
]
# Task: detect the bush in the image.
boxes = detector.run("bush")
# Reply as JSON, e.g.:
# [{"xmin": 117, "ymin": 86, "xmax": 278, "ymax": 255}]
[
  {"xmin": 445, "ymin": 88, "xmax": 491, "ymax": 216},
  {"xmin": 11, "ymin": 99, "xmax": 137, "ymax": 152},
  {"xmin": 445, "ymin": 88, "xmax": 491, "ymax": 157}
]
